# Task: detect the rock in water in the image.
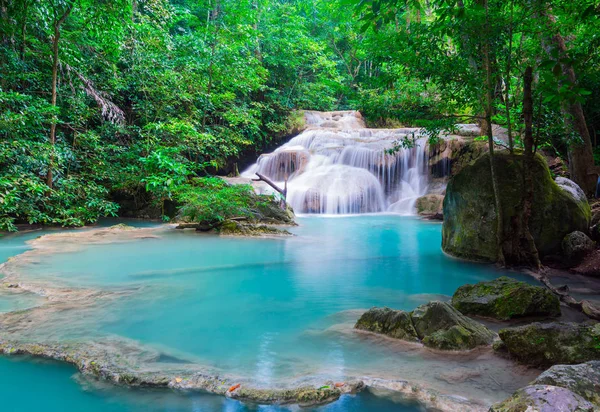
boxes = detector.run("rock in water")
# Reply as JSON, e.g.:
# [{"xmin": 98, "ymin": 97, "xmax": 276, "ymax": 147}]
[
  {"xmin": 532, "ymin": 361, "xmax": 600, "ymax": 406},
  {"xmin": 410, "ymin": 301, "xmax": 496, "ymax": 350},
  {"xmin": 415, "ymin": 194, "xmax": 444, "ymax": 219},
  {"xmin": 489, "ymin": 385, "xmax": 595, "ymax": 412},
  {"xmin": 562, "ymin": 231, "xmax": 596, "ymax": 262},
  {"xmin": 356, "ymin": 302, "xmax": 495, "ymax": 350},
  {"xmin": 496, "ymin": 322, "xmax": 600, "ymax": 367},
  {"xmin": 451, "ymin": 276, "xmax": 560, "ymax": 320},
  {"xmin": 442, "ymin": 152, "xmax": 591, "ymax": 262},
  {"xmin": 354, "ymin": 307, "xmax": 419, "ymax": 342}
]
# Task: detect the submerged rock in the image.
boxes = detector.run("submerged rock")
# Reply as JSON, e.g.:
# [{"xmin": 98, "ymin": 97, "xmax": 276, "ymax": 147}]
[
  {"xmin": 410, "ymin": 301, "xmax": 496, "ymax": 350},
  {"xmin": 496, "ymin": 322, "xmax": 600, "ymax": 367},
  {"xmin": 562, "ymin": 231, "xmax": 596, "ymax": 262},
  {"xmin": 355, "ymin": 302, "xmax": 495, "ymax": 350},
  {"xmin": 489, "ymin": 385, "xmax": 595, "ymax": 412},
  {"xmin": 451, "ymin": 276, "xmax": 560, "ymax": 320},
  {"xmin": 354, "ymin": 307, "xmax": 419, "ymax": 341},
  {"xmin": 532, "ymin": 361, "xmax": 600, "ymax": 406},
  {"xmin": 442, "ymin": 152, "xmax": 591, "ymax": 262}
]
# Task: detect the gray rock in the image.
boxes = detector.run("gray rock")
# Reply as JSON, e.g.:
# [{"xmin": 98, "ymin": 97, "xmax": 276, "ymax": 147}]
[
  {"xmin": 496, "ymin": 322, "xmax": 600, "ymax": 367},
  {"xmin": 489, "ymin": 385, "xmax": 595, "ymax": 412},
  {"xmin": 354, "ymin": 307, "xmax": 419, "ymax": 342},
  {"xmin": 562, "ymin": 231, "xmax": 595, "ymax": 261},
  {"xmin": 451, "ymin": 276, "xmax": 560, "ymax": 320},
  {"xmin": 532, "ymin": 361, "xmax": 600, "ymax": 406},
  {"xmin": 410, "ymin": 301, "xmax": 496, "ymax": 350},
  {"xmin": 590, "ymin": 224, "xmax": 600, "ymax": 242}
]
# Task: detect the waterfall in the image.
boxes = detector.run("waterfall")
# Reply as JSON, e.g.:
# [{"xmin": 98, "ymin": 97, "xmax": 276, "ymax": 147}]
[{"xmin": 242, "ymin": 111, "xmax": 440, "ymax": 215}]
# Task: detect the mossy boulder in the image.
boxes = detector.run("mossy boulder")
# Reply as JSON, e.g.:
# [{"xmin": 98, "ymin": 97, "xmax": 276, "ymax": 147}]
[
  {"xmin": 451, "ymin": 276, "xmax": 560, "ymax": 320},
  {"xmin": 489, "ymin": 385, "xmax": 595, "ymax": 412},
  {"xmin": 415, "ymin": 194, "xmax": 444, "ymax": 218},
  {"xmin": 218, "ymin": 220, "xmax": 292, "ymax": 237},
  {"xmin": 442, "ymin": 152, "xmax": 591, "ymax": 262},
  {"xmin": 532, "ymin": 361, "xmax": 600, "ymax": 406},
  {"xmin": 496, "ymin": 322, "xmax": 600, "ymax": 367},
  {"xmin": 562, "ymin": 231, "xmax": 596, "ymax": 262},
  {"xmin": 355, "ymin": 307, "xmax": 419, "ymax": 341},
  {"xmin": 410, "ymin": 301, "xmax": 496, "ymax": 350},
  {"xmin": 356, "ymin": 302, "xmax": 495, "ymax": 350}
]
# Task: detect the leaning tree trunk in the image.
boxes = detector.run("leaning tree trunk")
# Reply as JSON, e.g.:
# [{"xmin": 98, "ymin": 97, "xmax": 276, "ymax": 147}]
[{"xmin": 541, "ymin": 10, "xmax": 598, "ymax": 195}]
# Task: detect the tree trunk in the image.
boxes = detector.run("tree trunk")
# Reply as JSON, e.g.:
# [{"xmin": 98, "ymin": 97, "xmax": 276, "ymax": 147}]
[
  {"xmin": 46, "ymin": 5, "xmax": 72, "ymax": 190},
  {"xmin": 541, "ymin": 11, "xmax": 597, "ymax": 195},
  {"xmin": 517, "ymin": 66, "xmax": 541, "ymax": 267},
  {"xmin": 482, "ymin": 0, "xmax": 504, "ymax": 265}
]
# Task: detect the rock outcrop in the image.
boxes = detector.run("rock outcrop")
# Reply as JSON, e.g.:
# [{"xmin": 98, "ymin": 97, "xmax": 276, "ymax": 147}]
[
  {"xmin": 451, "ymin": 276, "xmax": 560, "ymax": 320},
  {"xmin": 491, "ymin": 361, "xmax": 600, "ymax": 411},
  {"xmin": 495, "ymin": 322, "xmax": 600, "ymax": 367},
  {"xmin": 489, "ymin": 384, "xmax": 595, "ymax": 412},
  {"xmin": 532, "ymin": 361, "xmax": 600, "ymax": 406},
  {"xmin": 415, "ymin": 194, "xmax": 444, "ymax": 219},
  {"xmin": 355, "ymin": 301, "xmax": 495, "ymax": 350},
  {"xmin": 442, "ymin": 152, "xmax": 591, "ymax": 262}
]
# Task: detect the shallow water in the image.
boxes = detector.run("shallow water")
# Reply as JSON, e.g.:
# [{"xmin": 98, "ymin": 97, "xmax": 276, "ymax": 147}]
[{"xmin": 1, "ymin": 216, "xmax": 538, "ymax": 410}]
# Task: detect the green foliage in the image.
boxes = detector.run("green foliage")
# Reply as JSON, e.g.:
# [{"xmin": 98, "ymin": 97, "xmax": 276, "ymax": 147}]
[{"xmin": 175, "ymin": 177, "xmax": 261, "ymax": 225}]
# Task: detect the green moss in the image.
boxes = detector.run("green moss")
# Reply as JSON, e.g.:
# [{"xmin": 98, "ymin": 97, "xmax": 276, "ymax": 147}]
[
  {"xmin": 443, "ymin": 151, "xmax": 591, "ymax": 262},
  {"xmin": 452, "ymin": 277, "xmax": 560, "ymax": 320}
]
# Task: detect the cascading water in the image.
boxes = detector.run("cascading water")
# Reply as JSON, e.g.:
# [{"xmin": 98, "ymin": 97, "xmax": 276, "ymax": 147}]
[{"xmin": 242, "ymin": 111, "xmax": 434, "ymax": 215}]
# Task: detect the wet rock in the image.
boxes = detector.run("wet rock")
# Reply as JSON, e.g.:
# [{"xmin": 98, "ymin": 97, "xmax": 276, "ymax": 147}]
[
  {"xmin": 489, "ymin": 385, "xmax": 595, "ymax": 412},
  {"xmin": 496, "ymin": 322, "xmax": 600, "ymax": 367},
  {"xmin": 355, "ymin": 302, "xmax": 495, "ymax": 350},
  {"xmin": 411, "ymin": 301, "xmax": 496, "ymax": 350},
  {"xmin": 355, "ymin": 307, "xmax": 419, "ymax": 341},
  {"xmin": 532, "ymin": 361, "xmax": 600, "ymax": 405},
  {"xmin": 218, "ymin": 220, "xmax": 292, "ymax": 237},
  {"xmin": 562, "ymin": 231, "xmax": 596, "ymax": 262},
  {"xmin": 451, "ymin": 276, "xmax": 560, "ymax": 320},
  {"xmin": 415, "ymin": 194, "xmax": 444, "ymax": 218},
  {"xmin": 443, "ymin": 152, "xmax": 591, "ymax": 262}
]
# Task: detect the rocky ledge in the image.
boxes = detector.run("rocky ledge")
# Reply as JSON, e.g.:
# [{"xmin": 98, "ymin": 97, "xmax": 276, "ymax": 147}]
[
  {"xmin": 494, "ymin": 322, "xmax": 600, "ymax": 367},
  {"xmin": 0, "ymin": 339, "xmax": 363, "ymax": 407},
  {"xmin": 451, "ymin": 276, "xmax": 560, "ymax": 320},
  {"xmin": 355, "ymin": 301, "xmax": 496, "ymax": 350},
  {"xmin": 491, "ymin": 361, "xmax": 600, "ymax": 411}
]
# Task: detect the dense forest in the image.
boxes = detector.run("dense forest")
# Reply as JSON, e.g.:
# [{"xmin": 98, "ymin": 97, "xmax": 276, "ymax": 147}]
[{"xmin": 1, "ymin": 0, "xmax": 599, "ymax": 231}]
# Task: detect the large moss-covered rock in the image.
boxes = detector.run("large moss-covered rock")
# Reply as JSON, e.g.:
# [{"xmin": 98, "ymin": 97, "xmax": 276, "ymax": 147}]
[
  {"xmin": 451, "ymin": 276, "xmax": 560, "ymax": 320},
  {"xmin": 442, "ymin": 152, "xmax": 591, "ymax": 262},
  {"xmin": 496, "ymin": 322, "xmax": 600, "ymax": 367},
  {"xmin": 411, "ymin": 301, "xmax": 496, "ymax": 350},
  {"xmin": 355, "ymin": 307, "xmax": 419, "ymax": 341},
  {"xmin": 532, "ymin": 361, "xmax": 600, "ymax": 406},
  {"xmin": 489, "ymin": 385, "xmax": 595, "ymax": 412},
  {"xmin": 354, "ymin": 302, "xmax": 495, "ymax": 350}
]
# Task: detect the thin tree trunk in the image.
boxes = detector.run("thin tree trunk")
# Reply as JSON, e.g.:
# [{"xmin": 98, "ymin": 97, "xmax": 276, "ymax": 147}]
[
  {"xmin": 482, "ymin": 0, "xmax": 504, "ymax": 265},
  {"xmin": 504, "ymin": 0, "xmax": 514, "ymax": 152},
  {"xmin": 520, "ymin": 66, "xmax": 541, "ymax": 268},
  {"xmin": 46, "ymin": 5, "xmax": 73, "ymax": 190}
]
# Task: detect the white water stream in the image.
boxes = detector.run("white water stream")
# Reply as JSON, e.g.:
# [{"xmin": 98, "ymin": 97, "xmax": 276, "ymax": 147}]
[{"xmin": 243, "ymin": 111, "xmax": 432, "ymax": 214}]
